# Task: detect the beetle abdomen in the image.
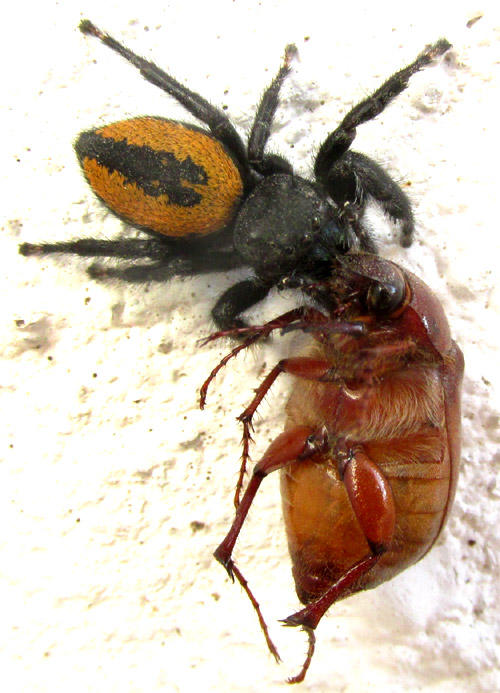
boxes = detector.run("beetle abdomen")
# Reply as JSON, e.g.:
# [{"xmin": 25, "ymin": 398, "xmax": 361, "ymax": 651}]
[
  {"xmin": 75, "ymin": 117, "xmax": 244, "ymax": 236},
  {"xmin": 281, "ymin": 430, "xmax": 451, "ymax": 604},
  {"xmin": 281, "ymin": 362, "xmax": 453, "ymax": 604}
]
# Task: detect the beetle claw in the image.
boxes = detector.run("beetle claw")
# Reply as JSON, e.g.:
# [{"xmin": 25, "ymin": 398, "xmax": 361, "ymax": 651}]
[
  {"xmin": 213, "ymin": 549, "xmax": 235, "ymax": 582},
  {"xmin": 279, "ymin": 614, "xmax": 302, "ymax": 628}
]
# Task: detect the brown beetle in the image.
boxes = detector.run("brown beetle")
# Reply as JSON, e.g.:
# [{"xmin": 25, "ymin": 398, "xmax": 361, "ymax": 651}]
[{"xmin": 202, "ymin": 254, "xmax": 463, "ymax": 683}]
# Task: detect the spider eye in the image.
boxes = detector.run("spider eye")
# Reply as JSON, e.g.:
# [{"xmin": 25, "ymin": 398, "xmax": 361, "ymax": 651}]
[
  {"xmin": 366, "ymin": 276, "xmax": 406, "ymax": 316},
  {"xmin": 311, "ymin": 214, "xmax": 322, "ymax": 232}
]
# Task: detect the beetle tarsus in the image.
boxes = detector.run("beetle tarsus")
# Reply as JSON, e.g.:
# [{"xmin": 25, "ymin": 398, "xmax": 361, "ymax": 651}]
[
  {"xmin": 225, "ymin": 562, "xmax": 281, "ymax": 663},
  {"xmin": 286, "ymin": 627, "xmax": 316, "ymax": 685}
]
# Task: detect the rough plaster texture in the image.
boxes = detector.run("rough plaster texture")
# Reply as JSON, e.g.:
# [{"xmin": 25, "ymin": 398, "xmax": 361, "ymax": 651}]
[{"xmin": 3, "ymin": 1, "xmax": 500, "ymax": 691}]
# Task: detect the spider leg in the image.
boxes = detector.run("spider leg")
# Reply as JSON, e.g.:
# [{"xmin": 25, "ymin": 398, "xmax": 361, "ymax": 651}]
[
  {"xmin": 211, "ymin": 277, "xmax": 273, "ymax": 331},
  {"xmin": 314, "ymin": 39, "xmax": 451, "ymax": 248},
  {"xmin": 247, "ymin": 44, "xmax": 297, "ymax": 176},
  {"xmin": 21, "ymin": 234, "xmax": 253, "ymax": 322},
  {"xmin": 19, "ymin": 238, "xmax": 167, "ymax": 260},
  {"xmin": 79, "ymin": 20, "xmax": 249, "ymax": 175},
  {"xmin": 85, "ymin": 247, "xmax": 245, "ymax": 283}
]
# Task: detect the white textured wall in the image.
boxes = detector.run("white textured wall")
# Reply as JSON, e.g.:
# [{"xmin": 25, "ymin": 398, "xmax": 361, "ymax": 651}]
[{"xmin": 3, "ymin": 1, "xmax": 499, "ymax": 691}]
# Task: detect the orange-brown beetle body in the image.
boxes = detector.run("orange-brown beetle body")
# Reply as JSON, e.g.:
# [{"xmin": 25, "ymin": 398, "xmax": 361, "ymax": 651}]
[
  {"xmin": 209, "ymin": 254, "xmax": 463, "ymax": 683},
  {"xmin": 281, "ymin": 257, "xmax": 463, "ymax": 603}
]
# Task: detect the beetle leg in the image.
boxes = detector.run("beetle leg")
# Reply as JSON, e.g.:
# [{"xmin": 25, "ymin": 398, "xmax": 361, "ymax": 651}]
[
  {"xmin": 200, "ymin": 305, "xmax": 334, "ymax": 417},
  {"xmin": 235, "ymin": 357, "xmax": 332, "ymax": 506},
  {"xmin": 229, "ymin": 561, "xmax": 281, "ymax": 664},
  {"xmin": 200, "ymin": 307, "xmax": 323, "ymax": 346},
  {"xmin": 281, "ymin": 554, "xmax": 381, "ymax": 685},
  {"xmin": 237, "ymin": 357, "xmax": 332, "ymax": 465},
  {"xmin": 214, "ymin": 425, "xmax": 327, "ymax": 662},
  {"xmin": 200, "ymin": 306, "xmax": 363, "ymax": 412},
  {"xmin": 286, "ymin": 627, "xmax": 316, "ymax": 685},
  {"xmin": 342, "ymin": 447, "xmax": 396, "ymax": 554},
  {"xmin": 282, "ymin": 449, "xmax": 395, "ymax": 631},
  {"xmin": 201, "ymin": 311, "xmax": 341, "ymax": 508},
  {"xmin": 215, "ymin": 426, "xmax": 322, "ymax": 572},
  {"xmin": 202, "ymin": 313, "xmax": 364, "ymax": 508},
  {"xmin": 283, "ymin": 555, "xmax": 380, "ymax": 628},
  {"xmin": 199, "ymin": 308, "xmax": 319, "ymax": 410}
]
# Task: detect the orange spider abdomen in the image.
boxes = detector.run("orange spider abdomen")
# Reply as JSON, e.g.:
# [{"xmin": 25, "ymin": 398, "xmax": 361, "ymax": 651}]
[{"xmin": 75, "ymin": 117, "xmax": 244, "ymax": 236}]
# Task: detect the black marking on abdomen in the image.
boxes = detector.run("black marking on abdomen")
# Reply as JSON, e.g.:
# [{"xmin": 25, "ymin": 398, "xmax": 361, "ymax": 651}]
[{"xmin": 75, "ymin": 130, "xmax": 208, "ymax": 206}]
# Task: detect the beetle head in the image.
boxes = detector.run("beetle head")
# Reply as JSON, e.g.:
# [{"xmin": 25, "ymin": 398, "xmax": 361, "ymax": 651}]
[{"xmin": 306, "ymin": 254, "xmax": 452, "ymax": 357}]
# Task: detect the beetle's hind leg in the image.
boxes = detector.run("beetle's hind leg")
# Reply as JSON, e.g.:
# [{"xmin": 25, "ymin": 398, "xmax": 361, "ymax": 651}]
[
  {"xmin": 213, "ymin": 425, "xmax": 328, "ymax": 668},
  {"xmin": 286, "ymin": 628, "xmax": 316, "ymax": 685},
  {"xmin": 281, "ymin": 446, "xmax": 396, "ymax": 620},
  {"xmin": 280, "ymin": 446, "xmax": 395, "ymax": 683}
]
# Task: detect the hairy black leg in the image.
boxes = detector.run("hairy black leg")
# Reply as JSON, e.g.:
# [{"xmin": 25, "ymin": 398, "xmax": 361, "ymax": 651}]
[
  {"xmin": 19, "ymin": 238, "xmax": 168, "ymax": 260},
  {"xmin": 314, "ymin": 39, "xmax": 451, "ymax": 178},
  {"xmin": 87, "ymin": 248, "xmax": 245, "ymax": 283},
  {"xmin": 339, "ymin": 201, "xmax": 379, "ymax": 254},
  {"xmin": 247, "ymin": 43, "xmax": 297, "ymax": 176},
  {"xmin": 314, "ymin": 39, "xmax": 450, "ymax": 248},
  {"xmin": 168, "ymin": 248, "xmax": 245, "ymax": 274},
  {"xmin": 347, "ymin": 152, "xmax": 414, "ymax": 247},
  {"xmin": 329, "ymin": 151, "xmax": 415, "ymax": 249},
  {"xmin": 20, "ymin": 235, "xmax": 246, "ymax": 272},
  {"xmin": 87, "ymin": 261, "xmax": 175, "ymax": 282},
  {"xmin": 211, "ymin": 277, "xmax": 272, "ymax": 330},
  {"xmin": 79, "ymin": 20, "xmax": 249, "ymax": 174}
]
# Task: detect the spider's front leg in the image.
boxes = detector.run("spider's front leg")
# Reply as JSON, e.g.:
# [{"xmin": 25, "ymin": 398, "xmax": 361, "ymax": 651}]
[
  {"xmin": 314, "ymin": 39, "xmax": 451, "ymax": 249},
  {"xmin": 247, "ymin": 43, "xmax": 298, "ymax": 176},
  {"xmin": 79, "ymin": 19, "xmax": 249, "ymax": 170}
]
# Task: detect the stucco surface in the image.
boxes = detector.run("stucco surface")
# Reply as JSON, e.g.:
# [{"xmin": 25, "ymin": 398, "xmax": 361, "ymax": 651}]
[{"xmin": 2, "ymin": 2, "xmax": 499, "ymax": 690}]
